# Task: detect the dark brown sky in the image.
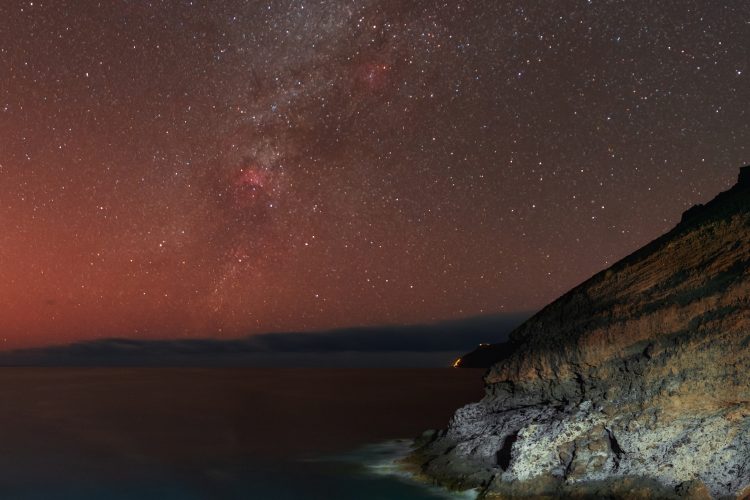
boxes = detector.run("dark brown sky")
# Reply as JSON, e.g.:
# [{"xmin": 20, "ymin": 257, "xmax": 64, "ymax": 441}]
[{"xmin": 0, "ymin": 0, "xmax": 748, "ymax": 348}]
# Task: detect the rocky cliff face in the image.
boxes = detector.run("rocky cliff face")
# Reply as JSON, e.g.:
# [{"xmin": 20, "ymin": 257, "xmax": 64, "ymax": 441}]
[{"xmin": 413, "ymin": 167, "xmax": 750, "ymax": 499}]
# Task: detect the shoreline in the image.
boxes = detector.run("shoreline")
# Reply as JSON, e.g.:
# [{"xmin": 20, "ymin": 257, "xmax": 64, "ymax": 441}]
[{"xmin": 340, "ymin": 439, "xmax": 480, "ymax": 500}]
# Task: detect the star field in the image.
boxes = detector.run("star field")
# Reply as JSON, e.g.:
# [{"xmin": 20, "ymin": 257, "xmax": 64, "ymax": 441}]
[{"xmin": 0, "ymin": 0, "xmax": 748, "ymax": 347}]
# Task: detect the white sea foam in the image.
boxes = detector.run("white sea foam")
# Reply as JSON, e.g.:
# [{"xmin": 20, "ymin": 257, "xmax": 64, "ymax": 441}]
[{"xmin": 336, "ymin": 439, "xmax": 480, "ymax": 500}]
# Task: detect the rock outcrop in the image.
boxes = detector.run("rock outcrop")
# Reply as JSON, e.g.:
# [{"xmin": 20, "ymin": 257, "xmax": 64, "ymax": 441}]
[{"xmin": 413, "ymin": 167, "xmax": 750, "ymax": 499}]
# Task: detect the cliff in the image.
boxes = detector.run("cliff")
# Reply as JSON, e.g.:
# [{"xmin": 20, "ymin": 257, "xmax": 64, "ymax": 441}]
[{"xmin": 412, "ymin": 167, "xmax": 750, "ymax": 499}]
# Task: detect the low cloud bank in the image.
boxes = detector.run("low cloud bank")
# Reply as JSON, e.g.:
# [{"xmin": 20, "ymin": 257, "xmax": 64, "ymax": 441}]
[{"xmin": 0, "ymin": 312, "xmax": 531, "ymax": 367}]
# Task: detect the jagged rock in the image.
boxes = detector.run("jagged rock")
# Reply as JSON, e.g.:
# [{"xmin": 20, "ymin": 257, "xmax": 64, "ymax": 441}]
[{"xmin": 413, "ymin": 166, "xmax": 750, "ymax": 499}]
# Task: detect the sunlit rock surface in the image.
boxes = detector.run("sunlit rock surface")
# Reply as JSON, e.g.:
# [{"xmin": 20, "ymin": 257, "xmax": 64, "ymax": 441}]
[{"xmin": 413, "ymin": 167, "xmax": 750, "ymax": 499}]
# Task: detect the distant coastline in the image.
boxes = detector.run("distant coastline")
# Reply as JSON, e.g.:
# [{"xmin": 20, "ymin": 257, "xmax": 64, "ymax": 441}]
[{"xmin": 0, "ymin": 313, "xmax": 530, "ymax": 368}]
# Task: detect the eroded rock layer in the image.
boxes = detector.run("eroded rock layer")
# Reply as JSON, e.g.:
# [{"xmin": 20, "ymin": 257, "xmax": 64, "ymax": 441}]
[{"xmin": 414, "ymin": 167, "xmax": 750, "ymax": 499}]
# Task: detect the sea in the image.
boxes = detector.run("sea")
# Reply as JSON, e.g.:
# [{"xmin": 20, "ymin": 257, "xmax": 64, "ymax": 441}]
[{"xmin": 0, "ymin": 367, "xmax": 484, "ymax": 499}]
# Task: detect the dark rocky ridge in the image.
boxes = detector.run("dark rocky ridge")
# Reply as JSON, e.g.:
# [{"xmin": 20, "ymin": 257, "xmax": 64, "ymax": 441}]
[
  {"xmin": 412, "ymin": 167, "xmax": 750, "ymax": 499},
  {"xmin": 453, "ymin": 341, "xmax": 520, "ymax": 369}
]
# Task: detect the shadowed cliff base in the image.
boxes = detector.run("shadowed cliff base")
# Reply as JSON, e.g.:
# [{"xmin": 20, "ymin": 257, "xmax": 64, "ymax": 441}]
[{"xmin": 412, "ymin": 166, "xmax": 750, "ymax": 499}]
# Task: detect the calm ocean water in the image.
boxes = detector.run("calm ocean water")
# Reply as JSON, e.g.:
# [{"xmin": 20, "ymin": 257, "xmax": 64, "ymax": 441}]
[
  {"xmin": 3, "ymin": 443, "xmax": 477, "ymax": 499},
  {"xmin": 0, "ymin": 368, "xmax": 484, "ymax": 499}
]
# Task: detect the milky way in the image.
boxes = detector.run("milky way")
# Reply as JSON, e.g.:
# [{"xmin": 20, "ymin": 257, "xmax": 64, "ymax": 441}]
[{"xmin": 0, "ymin": 1, "xmax": 748, "ymax": 347}]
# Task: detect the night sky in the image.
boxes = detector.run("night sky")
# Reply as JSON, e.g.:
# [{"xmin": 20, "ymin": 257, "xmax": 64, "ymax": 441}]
[{"xmin": 1, "ymin": 1, "xmax": 748, "ymax": 348}]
